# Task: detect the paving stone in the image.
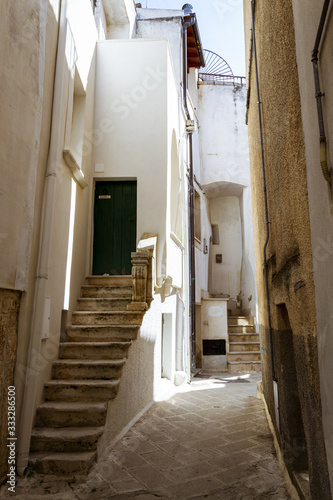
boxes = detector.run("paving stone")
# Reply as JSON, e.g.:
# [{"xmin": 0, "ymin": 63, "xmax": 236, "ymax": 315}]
[
  {"xmin": 208, "ymin": 450, "xmax": 259, "ymax": 470},
  {"xmin": 185, "ymin": 436, "xmax": 229, "ymax": 451},
  {"xmin": 0, "ymin": 372, "xmax": 291, "ymax": 500},
  {"xmin": 134, "ymin": 425, "xmax": 172, "ymax": 443},
  {"xmin": 165, "ymin": 461, "xmax": 221, "ymax": 483},
  {"xmin": 111, "ymin": 477, "xmax": 143, "ymax": 494},
  {"xmin": 214, "ymin": 462, "xmax": 260, "ymax": 485},
  {"xmin": 223, "ymin": 428, "xmax": 257, "ymax": 442},
  {"xmin": 98, "ymin": 458, "xmax": 134, "ymax": 482},
  {"xmin": 166, "ymin": 476, "xmax": 223, "ymax": 499},
  {"xmin": 254, "ymin": 485, "xmax": 290, "ymax": 499},
  {"xmin": 110, "ymin": 449, "xmax": 148, "ymax": 469},
  {"xmin": 217, "ymin": 439, "xmax": 257, "ymax": 454},
  {"xmin": 156, "ymin": 443, "xmax": 209, "ymax": 466},
  {"xmin": 256, "ymin": 457, "xmax": 283, "ymax": 475},
  {"xmin": 162, "ymin": 428, "xmax": 197, "ymax": 443},
  {"xmin": 200, "ymin": 448, "xmax": 224, "ymax": 458},
  {"xmin": 141, "ymin": 450, "xmax": 183, "ymax": 471},
  {"xmin": 247, "ymin": 443, "xmax": 276, "ymax": 458},
  {"xmin": 122, "ymin": 436, "xmax": 161, "ymax": 455},
  {"xmin": 244, "ymin": 472, "xmax": 285, "ymax": 493},
  {"xmin": 129, "ymin": 464, "xmax": 172, "ymax": 489}
]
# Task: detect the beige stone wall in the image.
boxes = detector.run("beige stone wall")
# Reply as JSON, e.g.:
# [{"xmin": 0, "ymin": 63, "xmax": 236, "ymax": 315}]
[
  {"xmin": 0, "ymin": 290, "xmax": 20, "ymax": 484},
  {"xmin": 291, "ymin": 1, "xmax": 333, "ymax": 489},
  {"xmin": 245, "ymin": 0, "xmax": 331, "ymax": 497}
]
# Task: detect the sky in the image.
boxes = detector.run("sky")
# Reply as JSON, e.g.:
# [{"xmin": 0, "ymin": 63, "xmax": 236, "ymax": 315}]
[{"xmin": 143, "ymin": 0, "xmax": 246, "ymax": 76}]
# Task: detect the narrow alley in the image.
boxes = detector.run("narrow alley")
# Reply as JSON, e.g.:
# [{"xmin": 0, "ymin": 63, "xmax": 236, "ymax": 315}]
[{"xmin": 4, "ymin": 372, "xmax": 293, "ymax": 500}]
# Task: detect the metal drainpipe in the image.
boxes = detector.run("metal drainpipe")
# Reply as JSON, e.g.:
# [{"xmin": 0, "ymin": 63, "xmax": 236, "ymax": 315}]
[
  {"xmin": 250, "ymin": 0, "xmax": 276, "ymax": 382},
  {"xmin": 182, "ymin": 11, "xmax": 196, "ymax": 373},
  {"xmin": 312, "ymin": 0, "xmax": 332, "ymax": 185}
]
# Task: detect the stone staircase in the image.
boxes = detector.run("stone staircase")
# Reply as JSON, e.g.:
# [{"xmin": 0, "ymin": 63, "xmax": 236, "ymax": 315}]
[
  {"xmin": 227, "ymin": 315, "xmax": 261, "ymax": 372},
  {"xmin": 29, "ymin": 275, "xmax": 145, "ymax": 475}
]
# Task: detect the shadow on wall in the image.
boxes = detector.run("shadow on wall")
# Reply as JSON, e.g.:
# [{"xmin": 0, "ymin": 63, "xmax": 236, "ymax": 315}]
[{"xmin": 97, "ymin": 301, "xmax": 161, "ymax": 456}]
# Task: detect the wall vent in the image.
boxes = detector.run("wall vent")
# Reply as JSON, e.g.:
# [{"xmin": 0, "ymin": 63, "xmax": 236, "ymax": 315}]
[{"xmin": 203, "ymin": 339, "xmax": 226, "ymax": 356}]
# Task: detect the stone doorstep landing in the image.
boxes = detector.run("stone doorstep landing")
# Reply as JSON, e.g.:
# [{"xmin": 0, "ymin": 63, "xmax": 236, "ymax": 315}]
[
  {"xmin": 28, "ymin": 275, "xmax": 145, "ymax": 475},
  {"xmin": 227, "ymin": 315, "xmax": 261, "ymax": 373}
]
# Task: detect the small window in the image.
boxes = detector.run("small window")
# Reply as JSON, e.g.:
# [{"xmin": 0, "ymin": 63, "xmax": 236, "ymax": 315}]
[
  {"xmin": 211, "ymin": 224, "xmax": 220, "ymax": 245},
  {"xmin": 194, "ymin": 190, "xmax": 201, "ymax": 242}
]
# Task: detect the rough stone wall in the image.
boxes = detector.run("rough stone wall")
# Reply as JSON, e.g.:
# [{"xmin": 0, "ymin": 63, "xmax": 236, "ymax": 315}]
[
  {"xmin": 245, "ymin": 0, "xmax": 331, "ymax": 497},
  {"xmin": 0, "ymin": 290, "xmax": 20, "ymax": 485}
]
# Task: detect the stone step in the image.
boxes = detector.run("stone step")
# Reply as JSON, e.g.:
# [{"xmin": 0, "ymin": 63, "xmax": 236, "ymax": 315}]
[
  {"xmin": 30, "ymin": 427, "xmax": 104, "ymax": 453},
  {"xmin": 77, "ymin": 298, "xmax": 131, "ymax": 311},
  {"xmin": 36, "ymin": 401, "xmax": 108, "ymax": 428},
  {"xmin": 52, "ymin": 359, "xmax": 126, "ymax": 380},
  {"xmin": 44, "ymin": 379, "xmax": 120, "ymax": 402},
  {"xmin": 228, "ymin": 361, "xmax": 262, "ymax": 373},
  {"xmin": 229, "ymin": 333, "xmax": 260, "ymax": 343},
  {"xmin": 72, "ymin": 311, "xmax": 144, "ymax": 326},
  {"xmin": 29, "ymin": 451, "xmax": 97, "ymax": 475},
  {"xmin": 59, "ymin": 342, "xmax": 131, "ymax": 360},
  {"xmin": 228, "ymin": 325, "xmax": 255, "ymax": 333},
  {"xmin": 227, "ymin": 351, "xmax": 261, "ymax": 362},
  {"xmin": 227, "ymin": 316, "xmax": 254, "ymax": 326},
  {"xmin": 67, "ymin": 325, "xmax": 140, "ymax": 342},
  {"xmin": 86, "ymin": 275, "xmax": 132, "ymax": 287},
  {"xmin": 229, "ymin": 342, "xmax": 260, "ymax": 352},
  {"xmin": 81, "ymin": 285, "xmax": 132, "ymax": 298}
]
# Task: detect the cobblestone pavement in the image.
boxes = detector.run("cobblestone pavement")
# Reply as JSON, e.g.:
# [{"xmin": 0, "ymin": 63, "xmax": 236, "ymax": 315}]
[{"xmin": 2, "ymin": 372, "xmax": 291, "ymax": 499}]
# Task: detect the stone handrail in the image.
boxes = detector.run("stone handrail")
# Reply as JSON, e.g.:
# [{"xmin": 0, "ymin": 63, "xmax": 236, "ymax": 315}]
[{"xmin": 127, "ymin": 234, "xmax": 157, "ymax": 311}]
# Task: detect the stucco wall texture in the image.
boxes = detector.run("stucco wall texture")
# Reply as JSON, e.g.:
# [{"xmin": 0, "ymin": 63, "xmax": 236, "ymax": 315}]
[
  {"xmin": 245, "ymin": 0, "xmax": 331, "ymax": 497},
  {"xmin": 0, "ymin": 290, "xmax": 20, "ymax": 484}
]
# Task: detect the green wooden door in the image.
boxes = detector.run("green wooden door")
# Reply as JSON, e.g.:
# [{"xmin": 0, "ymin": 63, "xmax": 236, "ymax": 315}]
[{"xmin": 92, "ymin": 181, "xmax": 137, "ymax": 275}]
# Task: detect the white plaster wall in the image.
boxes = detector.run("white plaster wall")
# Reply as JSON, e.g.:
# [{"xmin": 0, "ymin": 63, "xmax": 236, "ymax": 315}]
[
  {"xmin": 292, "ymin": 0, "xmax": 333, "ymax": 489},
  {"xmin": 198, "ymin": 82, "xmax": 256, "ymax": 315},
  {"xmin": 199, "ymin": 84, "xmax": 250, "ymax": 188},
  {"xmin": 99, "ymin": 294, "xmax": 162, "ymax": 452},
  {"xmin": 136, "ymin": 13, "xmax": 183, "ymax": 88},
  {"xmin": 0, "ymin": 0, "xmax": 60, "ymax": 291},
  {"xmin": 210, "ymin": 197, "xmax": 242, "ymax": 305},
  {"xmin": 201, "ymin": 298, "xmax": 228, "ymax": 371},
  {"xmin": 166, "ymin": 50, "xmax": 183, "ymax": 289},
  {"xmin": 194, "ymin": 190, "xmax": 211, "ymax": 302},
  {"xmin": 103, "ymin": 0, "xmax": 137, "ymax": 39},
  {"xmin": 9, "ymin": 0, "xmax": 61, "ymax": 422},
  {"xmin": 94, "ymin": 0, "xmax": 107, "ymax": 40},
  {"xmin": 93, "ymin": 39, "xmax": 171, "ymax": 282},
  {"xmin": 201, "ymin": 299, "xmax": 228, "ymax": 340},
  {"xmin": 14, "ymin": 0, "xmax": 98, "ymax": 430},
  {"xmin": 67, "ymin": 0, "xmax": 97, "ymax": 87},
  {"xmin": 240, "ymin": 187, "xmax": 257, "ymax": 316}
]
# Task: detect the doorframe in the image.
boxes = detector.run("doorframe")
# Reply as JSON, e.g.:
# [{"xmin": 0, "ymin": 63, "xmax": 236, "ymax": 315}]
[{"xmin": 89, "ymin": 177, "xmax": 138, "ymax": 275}]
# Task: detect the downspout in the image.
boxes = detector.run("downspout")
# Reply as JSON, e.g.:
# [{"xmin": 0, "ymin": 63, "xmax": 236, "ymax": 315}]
[
  {"xmin": 250, "ymin": 1, "xmax": 276, "ymax": 382},
  {"xmin": 311, "ymin": 0, "xmax": 332, "ymax": 185},
  {"xmin": 182, "ymin": 6, "xmax": 196, "ymax": 373},
  {"xmin": 245, "ymin": 28, "xmax": 253, "ymax": 125},
  {"xmin": 17, "ymin": 0, "xmax": 68, "ymax": 474}
]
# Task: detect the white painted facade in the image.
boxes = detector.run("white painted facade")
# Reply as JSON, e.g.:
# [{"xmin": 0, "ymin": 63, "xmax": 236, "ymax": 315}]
[
  {"xmin": 191, "ymin": 81, "xmax": 256, "ymax": 368},
  {"xmin": 198, "ymin": 83, "xmax": 256, "ymax": 315}
]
